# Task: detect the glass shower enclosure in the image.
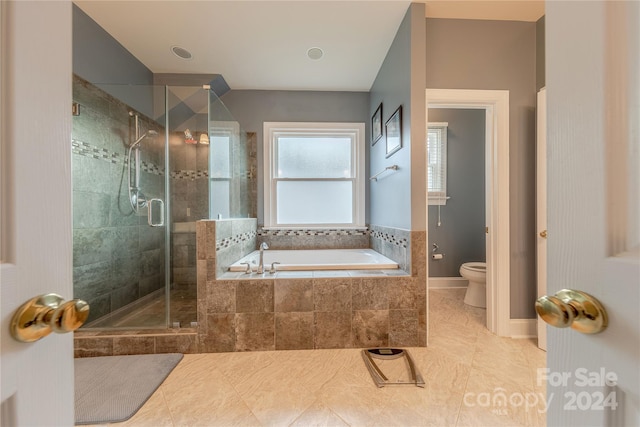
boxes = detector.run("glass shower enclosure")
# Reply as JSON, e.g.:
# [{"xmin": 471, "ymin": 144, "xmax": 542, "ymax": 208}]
[{"xmin": 71, "ymin": 75, "xmax": 250, "ymax": 329}]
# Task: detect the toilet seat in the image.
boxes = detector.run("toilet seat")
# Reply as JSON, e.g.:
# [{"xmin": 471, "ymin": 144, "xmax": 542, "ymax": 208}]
[{"xmin": 461, "ymin": 262, "xmax": 486, "ymax": 273}]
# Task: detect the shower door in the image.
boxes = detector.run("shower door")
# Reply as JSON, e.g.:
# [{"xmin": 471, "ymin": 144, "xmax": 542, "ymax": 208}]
[
  {"xmin": 71, "ymin": 79, "xmax": 248, "ymax": 329},
  {"xmin": 72, "ymin": 78, "xmax": 170, "ymax": 328}
]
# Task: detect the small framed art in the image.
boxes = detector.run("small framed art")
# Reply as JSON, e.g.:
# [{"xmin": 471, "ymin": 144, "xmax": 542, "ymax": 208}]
[
  {"xmin": 385, "ymin": 106, "xmax": 402, "ymax": 158},
  {"xmin": 371, "ymin": 103, "xmax": 383, "ymax": 145}
]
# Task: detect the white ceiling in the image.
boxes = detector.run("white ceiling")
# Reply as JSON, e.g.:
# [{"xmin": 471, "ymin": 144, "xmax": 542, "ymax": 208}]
[{"xmin": 74, "ymin": 0, "xmax": 544, "ymax": 92}]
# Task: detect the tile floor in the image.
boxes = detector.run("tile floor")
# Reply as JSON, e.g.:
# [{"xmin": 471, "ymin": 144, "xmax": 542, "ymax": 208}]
[{"xmin": 90, "ymin": 288, "xmax": 547, "ymax": 426}]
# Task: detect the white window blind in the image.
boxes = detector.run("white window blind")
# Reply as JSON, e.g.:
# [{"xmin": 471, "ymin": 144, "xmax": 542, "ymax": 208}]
[{"xmin": 427, "ymin": 123, "xmax": 448, "ymax": 205}]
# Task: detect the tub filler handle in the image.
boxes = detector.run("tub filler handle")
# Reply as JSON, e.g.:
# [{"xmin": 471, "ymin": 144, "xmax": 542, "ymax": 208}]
[
  {"xmin": 269, "ymin": 262, "xmax": 281, "ymax": 274},
  {"xmin": 240, "ymin": 262, "xmax": 252, "ymax": 274}
]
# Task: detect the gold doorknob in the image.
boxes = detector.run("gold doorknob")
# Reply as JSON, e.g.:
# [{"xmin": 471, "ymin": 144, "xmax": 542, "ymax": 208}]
[
  {"xmin": 10, "ymin": 294, "xmax": 90, "ymax": 343},
  {"xmin": 535, "ymin": 289, "xmax": 607, "ymax": 334},
  {"xmin": 540, "ymin": 230, "xmax": 547, "ymax": 238}
]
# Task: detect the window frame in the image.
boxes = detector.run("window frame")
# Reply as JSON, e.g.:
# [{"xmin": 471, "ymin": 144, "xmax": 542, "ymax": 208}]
[
  {"xmin": 208, "ymin": 121, "xmax": 239, "ymax": 219},
  {"xmin": 263, "ymin": 122, "xmax": 365, "ymax": 228},
  {"xmin": 427, "ymin": 122, "xmax": 448, "ymax": 206}
]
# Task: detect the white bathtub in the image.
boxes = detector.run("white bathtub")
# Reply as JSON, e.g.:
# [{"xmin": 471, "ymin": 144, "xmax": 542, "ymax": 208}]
[{"xmin": 228, "ymin": 249, "xmax": 399, "ymax": 271}]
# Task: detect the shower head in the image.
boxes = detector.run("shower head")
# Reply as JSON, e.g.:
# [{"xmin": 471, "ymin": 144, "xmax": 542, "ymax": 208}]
[{"xmin": 130, "ymin": 130, "xmax": 158, "ymax": 149}]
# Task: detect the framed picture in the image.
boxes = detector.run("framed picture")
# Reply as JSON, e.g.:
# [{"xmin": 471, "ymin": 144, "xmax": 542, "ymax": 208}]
[
  {"xmin": 371, "ymin": 103, "xmax": 383, "ymax": 145},
  {"xmin": 385, "ymin": 106, "xmax": 402, "ymax": 158}
]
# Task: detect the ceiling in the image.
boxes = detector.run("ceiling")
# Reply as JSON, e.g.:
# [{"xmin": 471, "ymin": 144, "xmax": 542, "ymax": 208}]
[{"xmin": 74, "ymin": 0, "xmax": 544, "ymax": 92}]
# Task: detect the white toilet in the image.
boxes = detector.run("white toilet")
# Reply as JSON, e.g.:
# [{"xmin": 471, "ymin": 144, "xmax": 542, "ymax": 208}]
[{"xmin": 460, "ymin": 262, "xmax": 487, "ymax": 308}]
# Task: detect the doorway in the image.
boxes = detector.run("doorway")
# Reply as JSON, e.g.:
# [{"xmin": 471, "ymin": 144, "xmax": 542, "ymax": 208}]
[{"xmin": 426, "ymin": 89, "xmax": 510, "ymax": 336}]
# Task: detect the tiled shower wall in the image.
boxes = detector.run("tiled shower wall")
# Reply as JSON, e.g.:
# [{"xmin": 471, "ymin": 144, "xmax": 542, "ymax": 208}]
[
  {"xmin": 170, "ymin": 131, "xmax": 257, "ymax": 286},
  {"xmin": 229, "ymin": 132, "xmax": 258, "ymax": 218},
  {"xmin": 72, "ymin": 75, "xmax": 165, "ymax": 324},
  {"xmin": 196, "ymin": 220, "xmax": 427, "ymax": 352},
  {"xmin": 169, "ymin": 134, "xmax": 208, "ymax": 290}
]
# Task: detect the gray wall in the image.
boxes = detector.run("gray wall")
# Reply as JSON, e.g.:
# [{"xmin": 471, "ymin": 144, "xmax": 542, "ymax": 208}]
[
  {"xmin": 369, "ymin": 3, "xmax": 427, "ymax": 231},
  {"xmin": 73, "ymin": 4, "xmax": 154, "ymax": 117},
  {"xmin": 220, "ymin": 90, "xmax": 370, "ymax": 225},
  {"xmin": 427, "ymin": 109, "xmax": 486, "ymax": 277},
  {"xmin": 426, "ymin": 18, "xmax": 537, "ymax": 318}
]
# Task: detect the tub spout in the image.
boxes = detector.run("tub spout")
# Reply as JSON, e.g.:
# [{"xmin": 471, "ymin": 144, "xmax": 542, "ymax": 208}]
[{"xmin": 257, "ymin": 242, "xmax": 269, "ymax": 274}]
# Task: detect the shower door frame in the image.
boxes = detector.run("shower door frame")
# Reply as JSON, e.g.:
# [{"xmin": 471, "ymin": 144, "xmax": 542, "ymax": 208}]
[{"xmin": 162, "ymin": 85, "xmax": 171, "ymax": 328}]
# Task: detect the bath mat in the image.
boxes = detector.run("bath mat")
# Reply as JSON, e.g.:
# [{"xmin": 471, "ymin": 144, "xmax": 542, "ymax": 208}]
[{"xmin": 74, "ymin": 353, "xmax": 183, "ymax": 425}]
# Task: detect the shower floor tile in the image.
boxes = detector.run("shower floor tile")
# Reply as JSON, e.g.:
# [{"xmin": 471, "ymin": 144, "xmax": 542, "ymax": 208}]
[
  {"xmin": 90, "ymin": 287, "xmax": 197, "ymax": 329},
  {"xmin": 85, "ymin": 288, "xmax": 546, "ymax": 427}
]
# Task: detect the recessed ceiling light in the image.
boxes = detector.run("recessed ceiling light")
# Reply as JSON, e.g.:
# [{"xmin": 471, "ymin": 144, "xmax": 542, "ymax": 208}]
[
  {"xmin": 307, "ymin": 47, "xmax": 324, "ymax": 60},
  {"xmin": 171, "ymin": 45, "xmax": 192, "ymax": 60}
]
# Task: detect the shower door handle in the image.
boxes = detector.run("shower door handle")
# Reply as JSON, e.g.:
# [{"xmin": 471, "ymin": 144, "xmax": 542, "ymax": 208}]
[{"xmin": 148, "ymin": 198, "xmax": 165, "ymax": 227}]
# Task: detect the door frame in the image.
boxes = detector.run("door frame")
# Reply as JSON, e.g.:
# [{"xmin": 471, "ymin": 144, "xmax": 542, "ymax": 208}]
[
  {"xmin": 536, "ymin": 87, "xmax": 547, "ymax": 350},
  {"xmin": 426, "ymin": 88, "xmax": 511, "ymax": 336}
]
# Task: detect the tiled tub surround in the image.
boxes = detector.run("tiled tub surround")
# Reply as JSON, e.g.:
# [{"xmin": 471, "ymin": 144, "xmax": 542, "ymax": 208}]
[
  {"xmin": 208, "ymin": 218, "xmax": 259, "ymax": 278},
  {"xmin": 257, "ymin": 228, "xmax": 370, "ymax": 251},
  {"xmin": 369, "ymin": 224, "xmax": 412, "ymax": 273},
  {"xmin": 73, "ymin": 75, "xmax": 166, "ymax": 325},
  {"xmin": 196, "ymin": 219, "xmax": 427, "ymax": 352},
  {"xmin": 75, "ymin": 222, "xmax": 426, "ymax": 357}
]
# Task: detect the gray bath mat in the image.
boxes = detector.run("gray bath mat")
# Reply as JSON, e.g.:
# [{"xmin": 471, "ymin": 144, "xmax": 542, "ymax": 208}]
[{"xmin": 75, "ymin": 353, "xmax": 183, "ymax": 425}]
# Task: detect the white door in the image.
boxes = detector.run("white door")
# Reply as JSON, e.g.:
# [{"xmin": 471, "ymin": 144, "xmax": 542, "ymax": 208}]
[
  {"xmin": 536, "ymin": 87, "xmax": 547, "ymax": 351},
  {"xmin": 546, "ymin": 1, "xmax": 640, "ymax": 425},
  {"xmin": 1, "ymin": 1, "xmax": 75, "ymax": 425}
]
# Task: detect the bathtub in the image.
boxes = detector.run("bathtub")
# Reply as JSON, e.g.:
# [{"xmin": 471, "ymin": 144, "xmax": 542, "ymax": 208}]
[{"xmin": 228, "ymin": 249, "xmax": 399, "ymax": 271}]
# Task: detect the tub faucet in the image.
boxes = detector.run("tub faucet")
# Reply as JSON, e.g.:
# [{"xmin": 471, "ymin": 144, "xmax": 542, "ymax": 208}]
[{"xmin": 257, "ymin": 242, "xmax": 269, "ymax": 274}]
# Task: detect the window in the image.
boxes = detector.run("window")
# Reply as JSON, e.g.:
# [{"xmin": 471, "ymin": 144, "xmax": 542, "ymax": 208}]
[
  {"xmin": 263, "ymin": 122, "xmax": 365, "ymax": 228},
  {"xmin": 209, "ymin": 121, "xmax": 239, "ymax": 219},
  {"xmin": 427, "ymin": 122, "xmax": 448, "ymax": 205}
]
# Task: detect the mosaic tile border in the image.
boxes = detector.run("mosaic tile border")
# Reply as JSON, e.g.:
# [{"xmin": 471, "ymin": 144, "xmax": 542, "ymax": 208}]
[
  {"xmin": 171, "ymin": 170, "xmax": 209, "ymax": 180},
  {"xmin": 369, "ymin": 229, "xmax": 409, "ymax": 248},
  {"xmin": 72, "ymin": 139, "xmax": 218, "ymax": 181},
  {"xmin": 71, "ymin": 139, "xmax": 120, "ymax": 164},
  {"xmin": 72, "ymin": 139, "xmax": 164, "ymax": 176},
  {"xmin": 216, "ymin": 231, "xmax": 258, "ymax": 251},
  {"xmin": 258, "ymin": 228, "xmax": 369, "ymax": 237}
]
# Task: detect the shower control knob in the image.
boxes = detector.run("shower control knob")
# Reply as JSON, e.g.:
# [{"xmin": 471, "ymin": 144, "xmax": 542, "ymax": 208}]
[
  {"xmin": 535, "ymin": 289, "xmax": 608, "ymax": 334},
  {"xmin": 10, "ymin": 293, "xmax": 90, "ymax": 342}
]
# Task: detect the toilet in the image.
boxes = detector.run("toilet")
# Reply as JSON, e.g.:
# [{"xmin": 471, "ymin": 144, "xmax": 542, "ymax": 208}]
[{"xmin": 459, "ymin": 262, "xmax": 487, "ymax": 308}]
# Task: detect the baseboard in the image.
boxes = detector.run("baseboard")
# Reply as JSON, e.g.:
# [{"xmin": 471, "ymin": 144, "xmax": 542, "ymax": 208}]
[
  {"xmin": 428, "ymin": 277, "xmax": 468, "ymax": 289},
  {"xmin": 510, "ymin": 318, "xmax": 537, "ymax": 339}
]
